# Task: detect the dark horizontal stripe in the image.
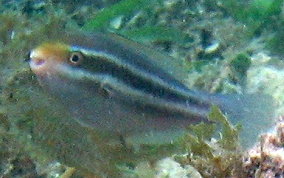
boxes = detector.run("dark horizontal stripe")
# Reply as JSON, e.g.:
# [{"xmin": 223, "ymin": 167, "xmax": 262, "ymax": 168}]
[
  {"xmin": 76, "ymin": 52, "xmax": 210, "ymax": 109},
  {"xmin": 70, "ymin": 33, "xmax": 211, "ymax": 103},
  {"xmin": 61, "ymin": 68, "xmax": 210, "ymax": 119}
]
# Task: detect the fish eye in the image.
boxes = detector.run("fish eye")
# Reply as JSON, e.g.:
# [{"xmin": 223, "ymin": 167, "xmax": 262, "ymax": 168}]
[{"xmin": 69, "ymin": 52, "xmax": 83, "ymax": 65}]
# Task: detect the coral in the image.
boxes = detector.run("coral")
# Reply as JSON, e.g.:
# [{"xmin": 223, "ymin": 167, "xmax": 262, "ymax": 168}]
[
  {"xmin": 243, "ymin": 116, "xmax": 284, "ymax": 177},
  {"xmin": 154, "ymin": 158, "xmax": 202, "ymax": 178},
  {"xmin": 247, "ymin": 52, "xmax": 284, "ymax": 115}
]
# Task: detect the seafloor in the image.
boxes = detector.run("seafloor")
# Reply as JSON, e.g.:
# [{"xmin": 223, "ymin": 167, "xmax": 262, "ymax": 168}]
[{"xmin": 0, "ymin": 0, "xmax": 284, "ymax": 177}]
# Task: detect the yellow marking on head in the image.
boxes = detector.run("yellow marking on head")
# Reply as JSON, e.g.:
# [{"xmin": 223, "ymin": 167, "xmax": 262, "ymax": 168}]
[
  {"xmin": 29, "ymin": 42, "xmax": 72, "ymax": 76},
  {"xmin": 32, "ymin": 42, "xmax": 71, "ymax": 63}
]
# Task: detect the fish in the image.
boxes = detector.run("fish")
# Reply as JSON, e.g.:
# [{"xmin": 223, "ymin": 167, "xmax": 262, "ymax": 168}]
[{"xmin": 28, "ymin": 32, "xmax": 275, "ymax": 147}]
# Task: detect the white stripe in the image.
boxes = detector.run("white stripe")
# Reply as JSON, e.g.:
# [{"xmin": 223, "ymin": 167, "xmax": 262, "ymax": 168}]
[
  {"xmin": 57, "ymin": 63, "xmax": 209, "ymax": 119},
  {"xmin": 71, "ymin": 46, "xmax": 211, "ymax": 104}
]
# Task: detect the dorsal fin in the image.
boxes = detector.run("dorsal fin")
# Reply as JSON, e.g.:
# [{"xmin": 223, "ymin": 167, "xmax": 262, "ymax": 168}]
[{"xmin": 107, "ymin": 33, "xmax": 189, "ymax": 83}]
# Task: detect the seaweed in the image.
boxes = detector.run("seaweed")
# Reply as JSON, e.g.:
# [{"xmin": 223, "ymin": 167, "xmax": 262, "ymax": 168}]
[
  {"xmin": 266, "ymin": 21, "xmax": 284, "ymax": 55},
  {"xmin": 82, "ymin": 0, "xmax": 190, "ymax": 45},
  {"xmin": 218, "ymin": 0, "xmax": 284, "ymax": 36},
  {"xmin": 218, "ymin": 0, "xmax": 284, "ymax": 56},
  {"xmin": 178, "ymin": 106, "xmax": 243, "ymax": 178},
  {"xmin": 82, "ymin": 0, "xmax": 160, "ymax": 31},
  {"xmin": 229, "ymin": 53, "xmax": 252, "ymax": 86},
  {"xmin": 118, "ymin": 26, "xmax": 188, "ymax": 43}
]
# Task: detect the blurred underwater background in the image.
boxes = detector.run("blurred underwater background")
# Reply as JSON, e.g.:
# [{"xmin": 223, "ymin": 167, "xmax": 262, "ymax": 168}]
[{"xmin": 1, "ymin": 0, "xmax": 284, "ymax": 177}]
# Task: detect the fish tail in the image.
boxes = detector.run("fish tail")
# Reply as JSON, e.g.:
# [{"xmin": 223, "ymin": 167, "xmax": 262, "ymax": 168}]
[{"xmin": 213, "ymin": 93, "xmax": 276, "ymax": 148}]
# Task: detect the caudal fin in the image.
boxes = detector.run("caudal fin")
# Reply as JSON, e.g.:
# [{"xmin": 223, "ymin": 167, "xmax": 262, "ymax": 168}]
[{"xmin": 213, "ymin": 93, "xmax": 276, "ymax": 148}]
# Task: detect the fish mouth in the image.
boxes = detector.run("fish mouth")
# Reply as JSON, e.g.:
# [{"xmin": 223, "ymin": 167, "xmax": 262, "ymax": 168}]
[
  {"xmin": 29, "ymin": 57, "xmax": 47, "ymax": 75},
  {"xmin": 30, "ymin": 57, "xmax": 46, "ymax": 67},
  {"xmin": 28, "ymin": 49, "xmax": 47, "ymax": 75}
]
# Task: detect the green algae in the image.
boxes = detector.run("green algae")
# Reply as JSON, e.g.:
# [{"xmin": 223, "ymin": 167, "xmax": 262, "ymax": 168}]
[
  {"xmin": 216, "ymin": 0, "xmax": 284, "ymax": 56},
  {"xmin": 178, "ymin": 106, "xmax": 243, "ymax": 178},
  {"xmin": 82, "ymin": 0, "xmax": 189, "ymax": 45},
  {"xmin": 118, "ymin": 26, "xmax": 189, "ymax": 44},
  {"xmin": 266, "ymin": 22, "xmax": 284, "ymax": 55},
  {"xmin": 229, "ymin": 53, "xmax": 251, "ymax": 85},
  {"xmin": 82, "ymin": 0, "xmax": 161, "ymax": 31},
  {"xmin": 208, "ymin": 106, "xmax": 240, "ymax": 149},
  {"xmin": 218, "ymin": 0, "xmax": 284, "ymax": 36}
]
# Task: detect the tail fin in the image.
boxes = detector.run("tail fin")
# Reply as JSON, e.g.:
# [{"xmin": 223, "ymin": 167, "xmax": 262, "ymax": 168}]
[{"xmin": 213, "ymin": 93, "xmax": 276, "ymax": 148}]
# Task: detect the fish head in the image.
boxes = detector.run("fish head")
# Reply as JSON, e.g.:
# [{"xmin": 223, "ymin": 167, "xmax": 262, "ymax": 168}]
[
  {"xmin": 29, "ymin": 42, "xmax": 84, "ymax": 77},
  {"xmin": 28, "ymin": 42, "xmax": 93, "ymax": 101}
]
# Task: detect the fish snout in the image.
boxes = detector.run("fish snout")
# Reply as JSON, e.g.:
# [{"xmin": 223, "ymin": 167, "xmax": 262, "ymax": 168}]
[
  {"xmin": 29, "ymin": 51, "xmax": 49, "ymax": 75},
  {"xmin": 29, "ymin": 48, "xmax": 64, "ymax": 77},
  {"xmin": 31, "ymin": 57, "xmax": 46, "ymax": 67}
]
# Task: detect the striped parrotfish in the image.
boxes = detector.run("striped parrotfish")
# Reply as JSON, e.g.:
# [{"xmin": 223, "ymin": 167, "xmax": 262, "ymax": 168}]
[{"xmin": 28, "ymin": 32, "xmax": 275, "ymax": 147}]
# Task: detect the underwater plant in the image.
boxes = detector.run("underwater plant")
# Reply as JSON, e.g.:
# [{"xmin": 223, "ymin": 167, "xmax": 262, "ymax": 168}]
[
  {"xmin": 218, "ymin": 0, "xmax": 284, "ymax": 36},
  {"xmin": 82, "ymin": 0, "xmax": 189, "ymax": 44}
]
